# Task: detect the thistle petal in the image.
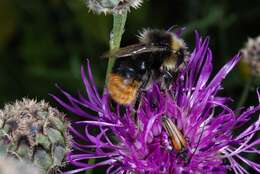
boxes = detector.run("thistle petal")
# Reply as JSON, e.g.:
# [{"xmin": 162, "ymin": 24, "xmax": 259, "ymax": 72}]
[{"xmin": 54, "ymin": 33, "xmax": 260, "ymax": 174}]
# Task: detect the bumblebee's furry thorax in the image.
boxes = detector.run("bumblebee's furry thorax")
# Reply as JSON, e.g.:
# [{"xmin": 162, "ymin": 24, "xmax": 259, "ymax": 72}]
[
  {"xmin": 138, "ymin": 29, "xmax": 187, "ymax": 52},
  {"xmin": 107, "ymin": 28, "xmax": 189, "ymax": 105}
]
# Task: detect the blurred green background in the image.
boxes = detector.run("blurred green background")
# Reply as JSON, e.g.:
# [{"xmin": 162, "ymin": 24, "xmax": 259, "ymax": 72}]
[
  {"xmin": 0, "ymin": 0, "xmax": 260, "ymax": 173},
  {"xmin": 0, "ymin": 0, "xmax": 260, "ymax": 106}
]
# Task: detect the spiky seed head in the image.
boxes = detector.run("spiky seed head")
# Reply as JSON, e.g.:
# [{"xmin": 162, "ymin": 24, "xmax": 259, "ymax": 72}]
[
  {"xmin": 241, "ymin": 36, "xmax": 260, "ymax": 76},
  {"xmin": 0, "ymin": 98, "xmax": 71, "ymax": 174},
  {"xmin": 85, "ymin": 0, "xmax": 143, "ymax": 14}
]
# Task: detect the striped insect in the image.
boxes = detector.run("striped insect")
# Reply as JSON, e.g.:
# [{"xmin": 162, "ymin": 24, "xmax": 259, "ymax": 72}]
[
  {"xmin": 162, "ymin": 115, "xmax": 205, "ymax": 164},
  {"xmin": 162, "ymin": 116, "xmax": 189, "ymax": 162}
]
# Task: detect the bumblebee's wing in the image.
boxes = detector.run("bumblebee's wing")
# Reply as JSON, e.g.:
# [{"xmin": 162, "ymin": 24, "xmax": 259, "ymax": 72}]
[{"xmin": 102, "ymin": 44, "xmax": 168, "ymax": 58}]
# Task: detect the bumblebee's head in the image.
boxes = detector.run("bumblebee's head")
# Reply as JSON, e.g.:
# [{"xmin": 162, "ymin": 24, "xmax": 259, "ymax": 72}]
[
  {"xmin": 138, "ymin": 29, "xmax": 186, "ymax": 52},
  {"xmin": 138, "ymin": 29, "xmax": 172, "ymax": 47}
]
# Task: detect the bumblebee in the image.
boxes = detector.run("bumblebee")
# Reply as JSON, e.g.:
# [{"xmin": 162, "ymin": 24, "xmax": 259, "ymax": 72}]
[{"xmin": 104, "ymin": 29, "xmax": 189, "ymax": 105}]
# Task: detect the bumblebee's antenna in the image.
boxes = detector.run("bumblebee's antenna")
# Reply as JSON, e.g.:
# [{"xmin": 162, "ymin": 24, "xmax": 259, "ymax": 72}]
[
  {"xmin": 167, "ymin": 25, "xmax": 178, "ymax": 32},
  {"xmin": 186, "ymin": 122, "xmax": 206, "ymax": 165},
  {"xmin": 167, "ymin": 25, "xmax": 186, "ymax": 37}
]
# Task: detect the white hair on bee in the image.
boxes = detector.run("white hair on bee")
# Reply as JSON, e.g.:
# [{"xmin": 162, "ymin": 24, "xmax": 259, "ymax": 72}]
[{"xmin": 137, "ymin": 28, "xmax": 152, "ymax": 43}]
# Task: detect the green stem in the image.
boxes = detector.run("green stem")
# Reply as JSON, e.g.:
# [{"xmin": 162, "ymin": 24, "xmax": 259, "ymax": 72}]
[
  {"xmin": 236, "ymin": 76, "xmax": 254, "ymax": 110},
  {"xmin": 105, "ymin": 11, "xmax": 128, "ymax": 84},
  {"xmin": 86, "ymin": 12, "xmax": 127, "ymax": 174}
]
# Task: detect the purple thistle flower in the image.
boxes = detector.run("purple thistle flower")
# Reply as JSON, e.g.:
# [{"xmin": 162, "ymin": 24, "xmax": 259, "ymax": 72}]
[{"xmin": 52, "ymin": 32, "xmax": 260, "ymax": 174}]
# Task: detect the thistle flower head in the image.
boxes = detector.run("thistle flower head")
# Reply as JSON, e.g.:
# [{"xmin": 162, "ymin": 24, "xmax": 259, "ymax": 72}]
[
  {"xmin": 85, "ymin": 0, "xmax": 143, "ymax": 14},
  {"xmin": 0, "ymin": 98, "xmax": 71, "ymax": 174},
  {"xmin": 54, "ymin": 33, "xmax": 260, "ymax": 174},
  {"xmin": 241, "ymin": 36, "xmax": 260, "ymax": 76}
]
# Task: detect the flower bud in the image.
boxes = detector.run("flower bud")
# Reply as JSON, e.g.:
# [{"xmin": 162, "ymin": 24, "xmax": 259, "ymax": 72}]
[
  {"xmin": 85, "ymin": 0, "xmax": 143, "ymax": 14},
  {"xmin": 0, "ymin": 98, "xmax": 71, "ymax": 174},
  {"xmin": 241, "ymin": 36, "xmax": 260, "ymax": 76}
]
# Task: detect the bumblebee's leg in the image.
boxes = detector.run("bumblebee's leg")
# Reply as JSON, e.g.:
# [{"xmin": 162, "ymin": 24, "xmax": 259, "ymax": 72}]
[
  {"xmin": 160, "ymin": 70, "xmax": 176, "ymax": 90},
  {"xmin": 133, "ymin": 71, "xmax": 152, "ymax": 110},
  {"xmin": 140, "ymin": 70, "xmax": 153, "ymax": 89},
  {"xmin": 131, "ymin": 71, "xmax": 152, "ymax": 128},
  {"xmin": 108, "ymin": 98, "xmax": 128, "ymax": 118},
  {"xmin": 177, "ymin": 148, "xmax": 189, "ymax": 164}
]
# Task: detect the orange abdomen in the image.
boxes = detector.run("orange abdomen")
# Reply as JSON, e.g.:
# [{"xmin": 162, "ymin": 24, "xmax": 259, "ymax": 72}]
[{"xmin": 108, "ymin": 73, "xmax": 140, "ymax": 105}]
